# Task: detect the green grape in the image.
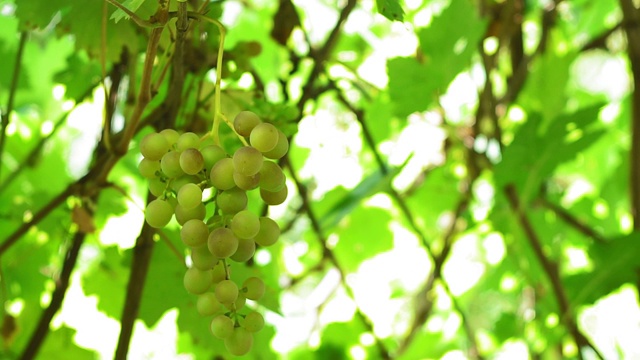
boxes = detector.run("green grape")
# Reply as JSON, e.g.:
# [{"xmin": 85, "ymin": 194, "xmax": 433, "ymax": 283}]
[
  {"xmin": 201, "ymin": 144, "xmax": 227, "ymax": 172},
  {"xmin": 262, "ymin": 129, "xmax": 289, "ymax": 160},
  {"xmin": 180, "ymin": 148, "xmax": 205, "ymax": 175},
  {"xmin": 145, "ymin": 199, "xmax": 174, "ymax": 228},
  {"xmin": 208, "ymin": 227, "xmax": 240, "ymax": 258},
  {"xmin": 183, "ymin": 267, "xmax": 213, "ymax": 295},
  {"xmin": 177, "ymin": 183, "xmax": 202, "ymax": 210},
  {"xmin": 259, "ymin": 161, "xmax": 285, "ymax": 192},
  {"xmin": 148, "ymin": 177, "xmax": 166, "ymax": 197},
  {"xmin": 233, "ymin": 171, "xmax": 260, "ymax": 191},
  {"xmin": 216, "ymin": 188, "xmax": 248, "ymax": 214},
  {"xmin": 250, "ymin": 123, "xmax": 279, "ymax": 153},
  {"xmin": 260, "ymin": 184, "xmax": 288, "ymax": 206},
  {"xmin": 160, "ymin": 129, "xmax": 180, "ymax": 148},
  {"xmin": 197, "ymin": 292, "xmax": 224, "ymax": 316},
  {"xmin": 138, "ymin": 158, "xmax": 161, "ymax": 178},
  {"xmin": 242, "ymin": 277, "xmax": 265, "ymax": 301},
  {"xmin": 230, "ymin": 238, "xmax": 256, "ymax": 262},
  {"xmin": 230, "ymin": 210, "xmax": 260, "ymax": 239},
  {"xmin": 176, "ymin": 131, "xmax": 200, "ymax": 151},
  {"xmin": 210, "ymin": 314, "xmax": 235, "ymax": 339},
  {"xmin": 215, "ymin": 279, "xmax": 239, "ymax": 304},
  {"xmin": 160, "ymin": 151, "xmax": 184, "ymax": 178},
  {"xmin": 140, "ymin": 132, "xmax": 169, "ymax": 161},
  {"xmin": 234, "ymin": 110, "xmax": 261, "ymax": 137},
  {"xmin": 174, "ymin": 202, "xmax": 206, "ymax": 225},
  {"xmin": 191, "ymin": 245, "xmax": 218, "ymax": 270},
  {"xmin": 212, "ymin": 260, "xmax": 227, "ymax": 283},
  {"xmin": 233, "ymin": 146, "xmax": 263, "ymax": 176},
  {"xmin": 254, "ymin": 217, "xmax": 280, "ymax": 247},
  {"xmin": 181, "ymin": 219, "xmax": 209, "ymax": 247},
  {"xmin": 224, "ymin": 327, "xmax": 253, "ymax": 356},
  {"xmin": 207, "ymin": 214, "xmax": 225, "ymax": 229},
  {"xmin": 210, "ymin": 157, "xmax": 236, "ymax": 190},
  {"xmin": 224, "ymin": 293, "xmax": 246, "ymax": 311},
  {"xmin": 242, "ymin": 311, "xmax": 264, "ymax": 333}
]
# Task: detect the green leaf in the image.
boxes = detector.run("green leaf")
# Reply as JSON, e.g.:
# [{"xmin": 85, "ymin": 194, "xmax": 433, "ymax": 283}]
[
  {"xmin": 39, "ymin": 326, "xmax": 97, "ymax": 360},
  {"xmin": 82, "ymin": 246, "xmax": 129, "ymax": 319},
  {"xmin": 375, "ymin": 0, "xmax": 404, "ymax": 22}
]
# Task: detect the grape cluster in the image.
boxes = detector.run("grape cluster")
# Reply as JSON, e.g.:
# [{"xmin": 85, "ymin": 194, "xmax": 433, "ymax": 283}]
[{"xmin": 138, "ymin": 110, "xmax": 288, "ymax": 355}]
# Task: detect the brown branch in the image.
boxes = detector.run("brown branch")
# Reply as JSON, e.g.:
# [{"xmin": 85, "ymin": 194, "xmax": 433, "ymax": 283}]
[
  {"xmin": 504, "ymin": 184, "xmax": 603, "ymax": 360},
  {"xmin": 535, "ymin": 197, "xmax": 608, "ymax": 244},
  {"xmin": 18, "ymin": 230, "xmax": 87, "ymax": 360},
  {"xmin": 619, "ymin": 0, "xmax": 640, "ymax": 230}
]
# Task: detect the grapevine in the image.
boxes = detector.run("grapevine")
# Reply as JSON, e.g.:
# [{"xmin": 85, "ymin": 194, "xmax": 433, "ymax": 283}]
[{"xmin": 137, "ymin": 18, "xmax": 288, "ymax": 356}]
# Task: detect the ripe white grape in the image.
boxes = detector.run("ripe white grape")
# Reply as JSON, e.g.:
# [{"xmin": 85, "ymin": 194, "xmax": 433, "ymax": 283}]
[
  {"xmin": 138, "ymin": 158, "xmax": 161, "ymax": 178},
  {"xmin": 262, "ymin": 129, "xmax": 289, "ymax": 160},
  {"xmin": 159, "ymin": 129, "xmax": 180, "ymax": 147},
  {"xmin": 254, "ymin": 217, "xmax": 280, "ymax": 247},
  {"xmin": 160, "ymin": 151, "xmax": 184, "ymax": 178},
  {"xmin": 183, "ymin": 267, "xmax": 213, "ymax": 295},
  {"xmin": 180, "ymin": 219, "xmax": 209, "ymax": 247},
  {"xmin": 233, "ymin": 171, "xmax": 260, "ymax": 191},
  {"xmin": 224, "ymin": 327, "xmax": 253, "ymax": 356},
  {"xmin": 210, "ymin": 157, "xmax": 236, "ymax": 190},
  {"xmin": 230, "ymin": 238, "xmax": 256, "ymax": 262},
  {"xmin": 250, "ymin": 123, "xmax": 278, "ymax": 153},
  {"xmin": 242, "ymin": 277, "xmax": 265, "ymax": 301},
  {"xmin": 177, "ymin": 183, "xmax": 202, "ymax": 210},
  {"xmin": 242, "ymin": 311, "xmax": 264, "ymax": 333},
  {"xmin": 259, "ymin": 161, "xmax": 285, "ymax": 192},
  {"xmin": 208, "ymin": 227, "xmax": 240, "ymax": 259},
  {"xmin": 215, "ymin": 279, "xmax": 239, "ymax": 304},
  {"xmin": 233, "ymin": 146, "xmax": 263, "ymax": 176},
  {"xmin": 145, "ymin": 199, "xmax": 174, "ymax": 228},
  {"xmin": 190, "ymin": 244, "xmax": 218, "ymax": 270},
  {"xmin": 197, "ymin": 292, "xmax": 223, "ymax": 316},
  {"xmin": 179, "ymin": 148, "xmax": 205, "ymax": 175},
  {"xmin": 201, "ymin": 144, "xmax": 227, "ymax": 172},
  {"xmin": 230, "ymin": 210, "xmax": 260, "ymax": 239},
  {"xmin": 140, "ymin": 132, "xmax": 169, "ymax": 161},
  {"xmin": 234, "ymin": 110, "xmax": 261, "ymax": 137},
  {"xmin": 176, "ymin": 131, "xmax": 200, "ymax": 151},
  {"xmin": 210, "ymin": 314, "xmax": 235, "ymax": 339},
  {"xmin": 216, "ymin": 188, "xmax": 248, "ymax": 214},
  {"xmin": 174, "ymin": 202, "xmax": 206, "ymax": 225},
  {"xmin": 260, "ymin": 184, "xmax": 288, "ymax": 206},
  {"xmin": 148, "ymin": 177, "xmax": 166, "ymax": 197}
]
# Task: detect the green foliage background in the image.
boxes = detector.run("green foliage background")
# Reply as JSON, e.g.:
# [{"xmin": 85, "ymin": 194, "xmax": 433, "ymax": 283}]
[{"xmin": 0, "ymin": 0, "xmax": 639, "ymax": 359}]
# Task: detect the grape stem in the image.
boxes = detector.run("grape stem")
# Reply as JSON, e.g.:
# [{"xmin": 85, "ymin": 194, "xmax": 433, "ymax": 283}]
[{"xmin": 222, "ymin": 258, "xmax": 231, "ymax": 280}]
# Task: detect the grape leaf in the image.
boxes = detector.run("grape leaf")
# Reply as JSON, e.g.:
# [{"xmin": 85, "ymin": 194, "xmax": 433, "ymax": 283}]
[
  {"xmin": 376, "ymin": 0, "xmax": 404, "ymax": 22},
  {"xmin": 39, "ymin": 326, "xmax": 96, "ymax": 360},
  {"xmin": 82, "ymin": 246, "xmax": 129, "ymax": 319}
]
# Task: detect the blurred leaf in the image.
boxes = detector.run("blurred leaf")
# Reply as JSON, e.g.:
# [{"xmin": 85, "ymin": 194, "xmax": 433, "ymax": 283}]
[
  {"xmin": 39, "ymin": 326, "xmax": 96, "ymax": 360},
  {"xmin": 376, "ymin": 0, "xmax": 404, "ymax": 22},
  {"xmin": 82, "ymin": 246, "xmax": 129, "ymax": 319}
]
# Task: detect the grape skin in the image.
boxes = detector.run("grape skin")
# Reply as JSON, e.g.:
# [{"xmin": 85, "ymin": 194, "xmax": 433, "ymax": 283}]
[
  {"xmin": 262, "ymin": 129, "xmax": 289, "ymax": 160},
  {"xmin": 230, "ymin": 210, "xmax": 260, "ymax": 239},
  {"xmin": 242, "ymin": 311, "xmax": 264, "ymax": 333},
  {"xmin": 250, "ymin": 123, "xmax": 279, "ymax": 153},
  {"xmin": 211, "ymin": 314, "xmax": 235, "ymax": 339},
  {"xmin": 215, "ymin": 279, "xmax": 239, "ymax": 304},
  {"xmin": 183, "ymin": 267, "xmax": 213, "ymax": 295},
  {"xmin": 224, "ymin": 327, "xmax": 253, "ymax": 356},
  {"xmin": 230, "ymin": 238, "xmax": 256, "ymax": 262},
  {"xmin": 254, "ymin": 217, "xmax": 280, "ymax": 247},
  {"xmin": 210, "ymin": 157, "xmax": 236, "ymax": 190},
  {"xmin": 179, "ymin": 148, "xmax": 205, "ymax": 175},
  {"xmin": 190, "ymin": 245, "xmax": 218, "ymax": 270},
  {"xmin": 216, "ymin": 188, "xmax": 248, "ymax": 214},
  {"xmin": 233, "ymin": 146, "xmax": 263, "ymax": 176},
  {"xmin": 259, "ymin": 161, "xmax": 285, "ymax": 192},
  {"xmin": 145, "ymin": 199, "xmax": 174, "ymax": 228},
  {"xmin": 197, "ymin": 292, "xmax": 223, "ymax": 316},
  {"xmin": 234, "ymin": 111, "xmax": 261, "ymax": 137},
  {"xmin": 260, "ymin": 184, "xmax": 288, "ymax": 206},
  {"xmin": 160, "ymin": 151, "xmax": 184, "ymax": 178},
  {"xmin": 242, "ymin": 277, "xmax": 265, "ymax": 301},
  {"xmin": 140, "ymin": 132, "xmax": 169, "ymax": 161},
  {"xmin": 208, "ymin": 227, "xmax": 240, "ymax": 259},
  {"xmin": 180, "ymin": 219, "xmax": 209, "ymax": 247},
  {"xmin": 177, "ymin": 183, "xmax": 203, "ymax": 210}
]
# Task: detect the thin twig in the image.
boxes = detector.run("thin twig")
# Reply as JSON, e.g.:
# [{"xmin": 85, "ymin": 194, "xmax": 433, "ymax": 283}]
[{"xmin": 535, "ymin": 197, "xmax": 608, "ymax": 244}]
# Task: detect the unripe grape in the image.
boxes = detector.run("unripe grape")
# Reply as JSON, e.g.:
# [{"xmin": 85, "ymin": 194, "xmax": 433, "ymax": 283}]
[
  {"xmin": 215, "ymin": 279, "xmax": 239, "ymax": 304},
  {"xmin": 230, "ymin": 210, "xmax": 260, "ymax": 239},
  {"xmin": 234, "ymin": 111, "xmax": 261, "ymax": 137},
  {"xmin": 211, "ymin": 314, "xmax": 235, "ymax": 339},
  {"xmin": 160, "ymin": 151, "xmax": 184, "ymax": 178},
  {"xmin": 260, "ymin": 184, "xmax": 288, "ymax": 206},
  {"xmin": 217, "ymin": 188, "xmax": 248, "ymax": 214},
  {"xmin": 160, "ymin": 129, "xmax": 180, "ymax": 148},
  {"xmin": 180, "ymin": 148, "xmax": 205, "ymax": 175},
  {"xmin": 170, "ymin": 175, "xmax": 199, "ymax": 193},
  {"xmin": 145, "ymin": 199, "xmax": 173, "ymax": 228},
  {"xmin": 224, "ymin": 327, "xmax": 253, "ymax": 356},
  {"xmin": 250, "ymin": 123, "xmax": 279, "ymax": 153},
  {"xmin": 140, "ymin": 132, "xmax": 169, "ymax": 161},
  {"xmin": 259, "ymin": 161, "xmax": 285, "ymax": 192},
  {"xmin": 242, "ymin": 277, "xmax": 265, "ymax": 300},
  {"xmin": 176, "ymin": 132, "xmax": 200, "ymax": 151},
  {"xmin": 233, "ymin": 171, "xmax": 260, "ymax": 191},
  {"xmin": 262, "ymin": 129, "xmax": 289, "ymax": 160},
  {"xmin": 183, "ymin": 267, "xmax": 213, "ymax": 295},
  {"xmin": 230, "ymin": 238, "xmax": 256, "ymax": 262},
  {"xmin": 254, "ymin": 217, "xmax": 280, "ymax": 247},
  {"xmin": 177, "ymin": 183, "xmax": 202, "ymax": 210},
  {"xmin": 138, "ymin": 158, "xmax": 161, "ymax": 178},
  {"xmin": 233, "ymin": 146, "xmax": 263, "ymax": 176},
  {"xmin": 212, "ymin": 260, "xmax": 227, "ymax": 283},
  {"xmin": 181, "ymin": 219, "xmax": 209, "ymax": 247},
  {"xmin": 191, "ymin": 245, "xmax": 218, "ymax": 270},
  {"xmin": 174, "ymin": 202, "xmax": 206, "ymax": 225},
  {"xmin": 208, "ymin": 227, "xmax": 239, "ymax": 258},
  {"xmin": 197, "ymin": 292, "xmax": 223, "ymax": 316},
  {"xmin": 148, "ymin": 177, "xmax": 166, "ymax": 197},
  {"xmin": 242, "ymin": 311, "xmax": 264, "ymax": 333},
  {"xmin": 210, "ymin": 157, "xmax": 236, "ymax": 190},
  {"xmin": 224, "ymin": 293, "xmax": 246, "ymax": 311},
  {"xmin": 201, "ymin": 144, "xmax": 227, "ymax": 172}
]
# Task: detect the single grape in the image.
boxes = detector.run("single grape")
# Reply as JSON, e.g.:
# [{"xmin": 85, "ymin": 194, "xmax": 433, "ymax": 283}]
[
  {"xmin": 260, "ymin": 184, "xmax": 288, "ymax": 206},
  {"xmin": 145, "ymin": 199, "xmax": 173, "ymax": 228},
  {"xmin": 215, "ymin": 279, "xmax": 239, "ymax": 304},
  {"xmin": 183, "ymin": 267, "xmax": 213, "ymax": 295},
  {"xmin": 234, "ymin": 110, "xmax": 261, "ymax": 137},
  {"xmin": 216, "ymin": 188, "xmax": 248, "ymax": 214},
  {"xmin": 224, "ymin": 293, "xmax": 246, "ymax": 311},
  {"xmin": 170, "ymin": 175, "xmax": 199, "ymax": 193},
  {"xmin": 191, "ymin": 244, "xmax": 218, "ymax": 270},
  {"xmin": 224, "ymin": 327, "xmax": 253, "ymax": 356},
  {"xmin": 177, "ymin": 183, "xmax": 202, "ymax": 210},
  {"xmin": 262, "ymin": 129, "xmax": 289, "ymax": 160},
  {"xmin": 180, "ymin": 148, "xmax": 205, "ymax": 175},
  {"xmin": 230, "ymin": 238, "xmax": 256, "ymax": 262},
  {"xmin": 174, "ymin": 202, "xmax": 206, "ymax": 225},
  {"xmin": 259, "ymin": 161, "xmax": 285, "ymax": 192},
  {"xmin": 233, "ymin": 146, "xmax": 263, "ymax": 176},
  {"xmin": 242, "ymin": 277, "xmax": 265, "ymax": 301},
  {"xmin": 197, "ymin": 292, "xmax": 224, "ymax": 316},
  {"xmin": 254, "ymin": 217, "xmax": 280, "ymax": 247},
  {"xmin": 250, "ymin": 123, "xmax": 279, "ymax": 153},
  {"xmin": 208, "ymin": 227, "xmax": 240, "ymax": 259},
  {"xmin": 210, "ymin": 157, "xmax": 236, "ymax": 191},
  {"xmin": 181, "ymin": 219, "xmax": 209, "ymax": 247},
  {"xmin": 140, "ymin": 132, "xmax": 169, "ymax": 161},
  {"xmin": 138, "ymin": 158, "xmax": 161, "ymax": 178},
  {"xmin": 176, "ymin": 132, "xmax": 200, "ymax": 151},
  {"xmin": 242, "ymin": 311, "xmax": 264, "ymax": 333},
  {"xmin": 148, "ymin": 177, "xmax": 166, "ymax": 197},
  {"xmin": 201, "ymin": 144, "xmax": 227, "ymax": 172},
  {"xmin": 230, "ymin": 210, "xmax": 260, "ymax": 239},
  {"xmin": 159, "ymin": 129, "xmax": 180, "ymax": 148},
  {"xmin": 233, "ymin": 171, "xmax": 260, "ymax": 191},
  {"xmin": 211, "ymin": 314, "xmax": 235, "ymax": 339},
  {"xmin": 160, "ymin": 151, "xmax": 184, "ymax": 178}
]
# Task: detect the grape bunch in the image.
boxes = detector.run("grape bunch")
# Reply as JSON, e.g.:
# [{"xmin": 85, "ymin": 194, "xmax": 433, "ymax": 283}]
[{"xmin": 138, "ymin": 110, "xmax": 288, "ymax": 356}]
